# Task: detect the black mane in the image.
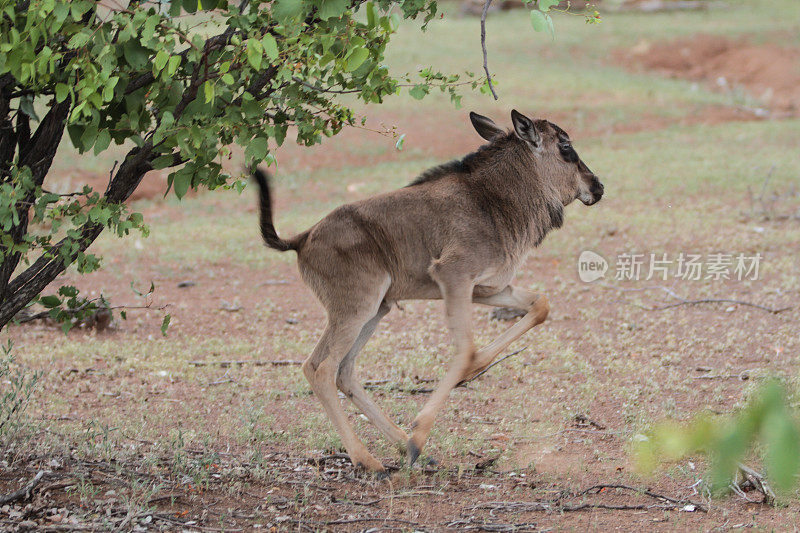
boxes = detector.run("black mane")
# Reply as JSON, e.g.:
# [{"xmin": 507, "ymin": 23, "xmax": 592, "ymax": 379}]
[{"xmin": 406, "ymin": 132, "xmax": 517, "ymax": 187}]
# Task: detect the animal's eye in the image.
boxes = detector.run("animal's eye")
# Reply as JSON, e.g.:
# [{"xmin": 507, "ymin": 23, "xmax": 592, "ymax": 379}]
[{"xmin": 558, "ymin": 142, "xmax": 578, "ymax": 162}]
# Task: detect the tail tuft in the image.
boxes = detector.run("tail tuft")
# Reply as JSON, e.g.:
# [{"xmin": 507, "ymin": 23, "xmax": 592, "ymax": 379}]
[{"xmin": 252, "ymin": 168, "xmax": 295, "ymax": 252}]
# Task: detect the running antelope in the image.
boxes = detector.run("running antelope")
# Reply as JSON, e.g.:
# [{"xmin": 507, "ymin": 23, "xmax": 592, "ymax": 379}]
[{"xmin": 253, "ymin": 110, "xmax": 604, "ymax": 474}]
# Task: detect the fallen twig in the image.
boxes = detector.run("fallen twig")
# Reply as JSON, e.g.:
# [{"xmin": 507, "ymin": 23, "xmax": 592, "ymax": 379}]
[
  {"xmin": 458, "ymin": 346, "xmax": 528, "ymax": 387},
  {"xmin": 469, "ymin": 482, "xmax": 707, "ymax": 515},
  {"xmin": 0, "ymin": 470, "xmax": 47, "ymax": 505},
  {"xmin": 189, "ymin": 359, "xmax": 302, "ymax": 367},
  {"xmin": 735, "ymin": 463, "xmax": 775, "ymax": 505},
  {"xmin": 578, "ymin": 484, "xmax": 706, "ymax": 512},
  {"xmin": 645, "ymin": 298, "xmax": 792, "ymax": 314},
  {"xmin": 446, "ymin": 519, "xmax": 538, "ymax": 532},
  {"xmin": 619, "ymin": 285, "xmax": 793, "ymax": 314},
  {"xmin": 362, "ymin": 380, "xmax": 434, "ymax": 394},
  {"xmin": 692, "ymin": 370, "xmax": 750, "ymax": 381}
]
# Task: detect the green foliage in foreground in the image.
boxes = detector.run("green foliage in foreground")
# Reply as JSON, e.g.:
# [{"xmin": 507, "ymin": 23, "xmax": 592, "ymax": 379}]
[{"xmin": 636, "ymin": 381, "xmax": 800, "ymax": 495}]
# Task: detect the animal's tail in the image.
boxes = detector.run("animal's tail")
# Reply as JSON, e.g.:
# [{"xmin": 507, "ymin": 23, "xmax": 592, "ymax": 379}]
[{"xmin": 251, "ymin": 168, "xmax": 306, "ymax": 252}]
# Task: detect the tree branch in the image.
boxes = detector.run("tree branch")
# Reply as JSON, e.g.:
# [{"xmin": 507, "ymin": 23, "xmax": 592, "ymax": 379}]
[
  {"xmin": 480, "ymin": 0, "xmax": 498, "ymax": 100},
  {"xmin": 0, "ymin": 471, "xmax": 46, "ymax": 505}
]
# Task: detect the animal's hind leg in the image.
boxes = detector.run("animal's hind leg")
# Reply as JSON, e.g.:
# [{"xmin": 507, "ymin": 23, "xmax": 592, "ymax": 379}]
[
  {"xmin": 463, "ymin": 285, "xmax": 549, "ymax": 383},
  {"xmin": 303, "ymin": 311, "xmax": 386, "ymax": 473},
  {"xmin": 336, "ymin": 301, "xmax": 409, "ymax": 448}
]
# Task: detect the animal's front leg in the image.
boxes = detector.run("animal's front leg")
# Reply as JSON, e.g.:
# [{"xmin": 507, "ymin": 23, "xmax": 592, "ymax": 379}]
[
  {"xmin": 464, "ymin": 286, "xmax": 550, "ymax": 383},
  {"xmin": 408, "ymin": 268, "xmax": 476, "ymax": 466}
]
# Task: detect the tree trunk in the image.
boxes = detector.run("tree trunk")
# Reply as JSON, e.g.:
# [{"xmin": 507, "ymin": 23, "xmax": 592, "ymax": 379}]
[{"xmin": 0, "ymin": 140, "xmax": 155, "ymax": 329}]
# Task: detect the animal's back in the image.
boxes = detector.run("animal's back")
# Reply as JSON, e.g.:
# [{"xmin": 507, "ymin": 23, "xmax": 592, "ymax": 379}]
[{"xmin": 296, "ymin": 175, "xmax": 500, "ymax": 304}]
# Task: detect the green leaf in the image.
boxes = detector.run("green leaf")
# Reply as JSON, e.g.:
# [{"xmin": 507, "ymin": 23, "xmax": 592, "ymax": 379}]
[
  {"xmin": 345, "ymin": 47, "xmax": 369, "ymax": 72},
  {"xmin": 123, "ymin": 41, "xmax": 150, "ymax": 70},
  {"xmin": 182, "ymin": 0, "xmax": 218, "ymax": 12},
  {"xmin": 762, "ymin": 407, "xmax": 800, "ymax": 493},
  {"xmin": 246, "ymin": 38, "xmax": 263, "ymax": 70},
  {"xmin": 530, "ymin": 9, "xmax": 547, "ymax": 32},
  {"xmin": 94, "ymin": 129, "xmax": 112, "ymax": 155},
  {"xmin": 273, "ymin": 0, "xmax": 306, "ymax": 22},
  {"xmin": 172, "ymin": 169, "xmax": 192, "ymax": 199},
  {"xmin": 39, "ymin": 295, "xmax": 61, "ymax": 308},
  {"xmin": 262, "ymin": 34, "xmax": 279, "ymax": 61},
  {"xmin": 67, "ymin": 31, "xmax": 91, "ymax": 49},
  {"xmin": 318, "ymin": 0, "xmax": 348, "ymax": 20},
  {"xmin": 409, "ymin": 84, "xmax": 428, "ymax": 100},
  {"xmin": 167, "ymin": 55, "xmax": 181, "ymax": 77},
  {"xmin": 58, "ymin": 286, "xmax": 79, "ymax": 298},
  {"xmin": 544, "ymin": 12, "xmax": 555, "ymax": 39},
  {"xmin": 203, "ymin": 80, "xmax": 215, "ymax": 103},
  {"xmin": 80, "ymin": 123, "xmax": 99, "ymax": 152},
  {"xmin": 274, "ymin": 124, "xmax": 287, "ymax": 147},
  {"xmin": 537, "ymin": 0, "xmax": 559, "ymax": 11},
  {"xmin": 70, "ymin": 0, "xmax": 93, "ymax": 19},
  {"xmin": 161, "ymin": 314, "xmax": 171, "ymax": 336},
  {"xmin": 245, "ymin": 137, "xmax": 269, "ymax": 162},
  {"xmin": 55, "ymin": 83, "xmax": 70, "ymax": 103},
  {"xmin": 154, "ymin": 49, "xmax": 169, "ymax": 72},
  {"xmin": 709, "ymin": 406, "xmax": 761, "ymax": 492},
  {"xmin": 18, "ymin": 96, "xmax": 40, "ymax": 122},
  {"xmin": 395, "ymin": 133, "xmax": 405, "ymax": 151}
]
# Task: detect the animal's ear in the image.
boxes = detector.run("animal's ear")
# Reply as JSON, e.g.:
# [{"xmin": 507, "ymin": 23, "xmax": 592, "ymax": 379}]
[
  {"xmin": 469, "ymin": 111, "xmax": 503, "ymax": 141},
  {"xmin": 511, "ymin": 109, "xmax": 541, "ymax": 148}
]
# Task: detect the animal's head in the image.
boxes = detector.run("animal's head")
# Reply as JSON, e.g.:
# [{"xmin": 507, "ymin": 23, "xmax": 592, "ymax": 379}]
[{"xmin": 469, "ymin": 110, "xmax": 604, "ymax": 206}]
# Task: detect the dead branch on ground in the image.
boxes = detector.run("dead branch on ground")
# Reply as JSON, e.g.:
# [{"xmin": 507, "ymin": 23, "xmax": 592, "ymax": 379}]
[
  {"xmin": 620, "ymin": 285, "xmax": 792, "ymax": 314},
  {"xmin": 0, "ymin": 470, "xmax": 47, "ymax": 505},
  {"xmin": 469, "ymin": 482, "xmax": 707, "ymax": 514},
  {"xmin": 188, "ymin": 359, "xmax": 302, "ymax": 367},
  {"xmin": 645, "ymin": 298, "xmax": 791, "ymax": 314},
  {"xmin": 734, "ymin": 463, "xmax": 775, "ymax": 505},
  {"xmin": 458, "ymin": 346, "xmax": 529, "ymax": 387}
]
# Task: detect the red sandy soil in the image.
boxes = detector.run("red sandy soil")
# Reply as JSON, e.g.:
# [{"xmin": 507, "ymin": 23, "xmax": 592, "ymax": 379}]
[{"xmin": 617, "ymin": 34, "xmax": 800, "ymax": 116}]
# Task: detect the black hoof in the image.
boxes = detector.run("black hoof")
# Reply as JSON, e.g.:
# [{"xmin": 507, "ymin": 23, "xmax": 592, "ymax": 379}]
[
  {"xmin": 424, "ymin": 456, "xmax": 439, "ymax": 467},
  {"xmin": 407, "ymin": 440, "xmax": 421, "ymax": 466}
]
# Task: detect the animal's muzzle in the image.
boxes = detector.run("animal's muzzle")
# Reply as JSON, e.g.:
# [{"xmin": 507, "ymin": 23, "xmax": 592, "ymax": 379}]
[
  {"xmin": 582, "ymin": 176, "xmax": 603, "ymax": 205},
  {"xmin": 590, "ymin": 178, "xmax": 604, "ymax": 203}
]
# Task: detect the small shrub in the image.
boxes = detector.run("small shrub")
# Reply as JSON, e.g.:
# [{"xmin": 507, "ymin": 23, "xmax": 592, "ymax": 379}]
[{"xmin": 0, "ymin": 341, "xmax": 41, "ymax": 439}]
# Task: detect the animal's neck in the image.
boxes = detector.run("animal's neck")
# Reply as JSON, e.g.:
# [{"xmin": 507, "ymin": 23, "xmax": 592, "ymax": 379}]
[{"xmin": 472, "ymin": 152, "xmax": 564, "ymax": 249}]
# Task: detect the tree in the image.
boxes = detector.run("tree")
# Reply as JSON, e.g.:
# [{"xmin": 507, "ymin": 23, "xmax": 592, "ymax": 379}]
[
  {"xmin": 0, "ymin": 0, "xmax": 470, "ymax": 329},
  {"xmin": 0, "ymin": 0, "xmax": 597, "ymax": 331}
]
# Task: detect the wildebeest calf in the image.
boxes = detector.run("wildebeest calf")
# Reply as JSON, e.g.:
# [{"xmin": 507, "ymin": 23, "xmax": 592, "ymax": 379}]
[{"xmin": 253, "ymin": 110, "xmax": 604, "ymax": 474}]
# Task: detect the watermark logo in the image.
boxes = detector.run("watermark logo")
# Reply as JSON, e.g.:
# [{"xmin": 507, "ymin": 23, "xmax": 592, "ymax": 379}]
[
  {"xmin": 577, "ymin": 251, "xmax": 763, "ymax": 283},
  {"xmin": 577, "ymin": 250, "xmax": 608, "ymax": 283}
]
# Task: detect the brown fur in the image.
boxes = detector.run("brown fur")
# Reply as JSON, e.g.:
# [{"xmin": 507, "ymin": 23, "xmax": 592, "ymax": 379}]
[{"xmin": 254, "ymin": 110, "xmax": 603, "ymax": 473}]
